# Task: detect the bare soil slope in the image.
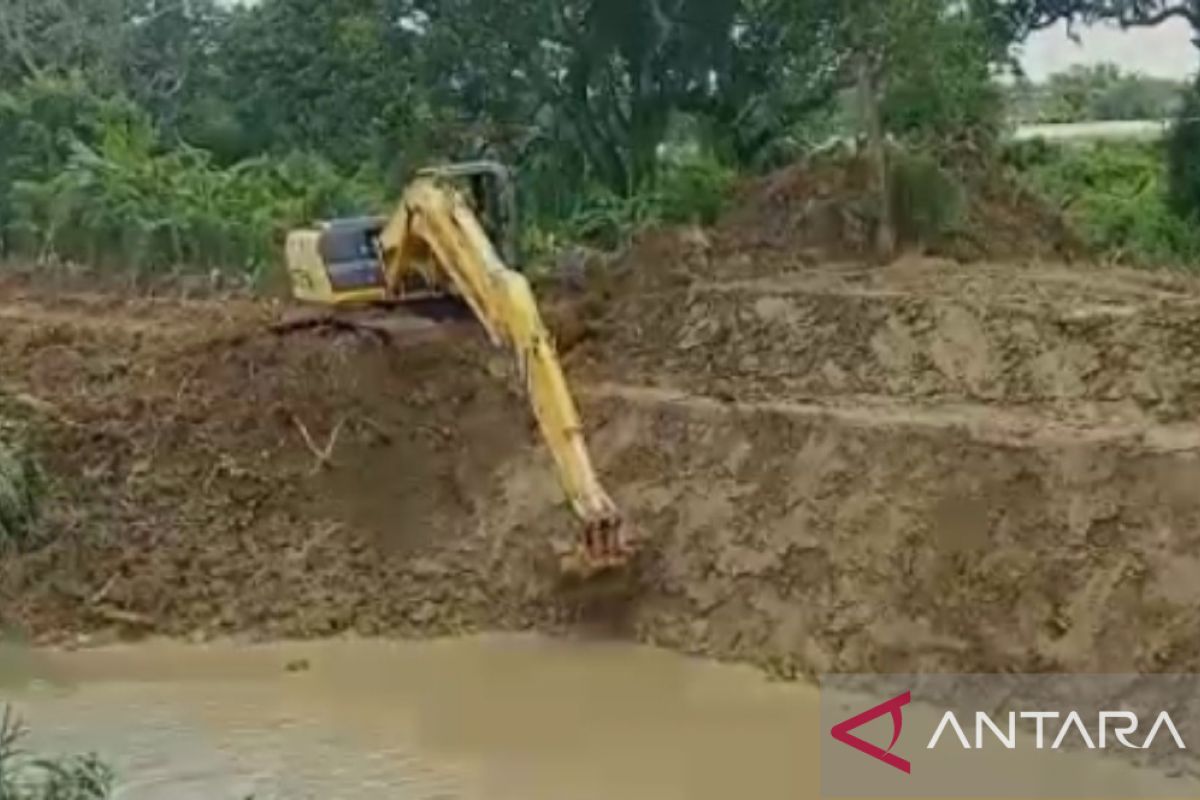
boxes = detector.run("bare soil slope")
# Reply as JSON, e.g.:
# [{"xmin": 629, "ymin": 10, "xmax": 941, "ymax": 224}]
[{"xmin": 2, "ymin": 250, "xmax": 1200, "ymax": 678}]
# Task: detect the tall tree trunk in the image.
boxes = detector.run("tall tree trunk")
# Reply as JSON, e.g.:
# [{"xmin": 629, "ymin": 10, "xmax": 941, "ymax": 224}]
[
  {"xmin": 629, "ymin": 92, "xmax": 667, "ymax": 191},
  {"xmin": 857, "ymin": 53, "xmax": 894, "ymax": 262},
  {"xmin": 565, "ymin": 59, "xmax": 630, "ymax": 194}
]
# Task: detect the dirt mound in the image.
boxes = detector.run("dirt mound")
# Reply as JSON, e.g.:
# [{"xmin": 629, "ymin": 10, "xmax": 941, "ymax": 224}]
[
  {"xmin": 0, "ymin": 293, "xmax": 565, "ymax": 641},
  {"xmin": 621, "ymin": 155, "xmax": 1086, "ymax": 288},
  {"xmin": 953, "ymin": 165, "xmax": 1085, "ymax": 262},
  {"xmin": 717, "ymin": 158, "xmax": 876, "ymax": 265}
]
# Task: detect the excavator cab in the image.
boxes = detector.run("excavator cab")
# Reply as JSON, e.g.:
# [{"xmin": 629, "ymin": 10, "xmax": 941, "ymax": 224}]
[{"xmin": 285, "ymin": 161, "xmax": 519, "ymax": 306}]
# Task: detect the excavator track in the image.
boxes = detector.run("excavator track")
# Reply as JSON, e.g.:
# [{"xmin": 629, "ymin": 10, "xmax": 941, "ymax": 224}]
[{"xmin": 273, "ymin": 300, "xmax": 477, "ymax": 347}]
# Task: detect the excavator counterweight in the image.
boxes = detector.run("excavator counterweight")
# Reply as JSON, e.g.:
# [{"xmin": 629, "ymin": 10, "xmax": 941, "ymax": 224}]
[{"xmin": 284, "ymin": 163, "xmax": 631, "ymax": 576}]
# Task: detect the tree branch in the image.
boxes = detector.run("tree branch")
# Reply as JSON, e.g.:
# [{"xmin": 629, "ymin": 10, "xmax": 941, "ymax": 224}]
[
  {"xmin": 0, "ymin": 0, "xmax": 47, "ymax": 80},
  {"xmin": 1020, "ymin": 1, "xmax": 1199, "ymax": 33},
  {"xmin": 1117, "ymin": 5, "xmax": 1198, "ymax": 28}
]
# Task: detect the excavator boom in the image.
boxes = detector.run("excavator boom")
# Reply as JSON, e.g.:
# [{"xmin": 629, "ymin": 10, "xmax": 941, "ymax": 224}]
[{"xmin": 285, "ymin": 169, "xmax": 630, "ymax": 575}]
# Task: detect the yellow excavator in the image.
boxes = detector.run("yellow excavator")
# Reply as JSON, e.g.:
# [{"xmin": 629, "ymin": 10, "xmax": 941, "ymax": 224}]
[{"xmin": 283, "ymin": 162, "xmax": 631, "ymax": 576}]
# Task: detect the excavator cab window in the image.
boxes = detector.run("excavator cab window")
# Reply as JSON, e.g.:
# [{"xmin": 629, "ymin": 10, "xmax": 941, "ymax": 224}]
[
  {"xmin": 317, "ymin": 217, "xmax": 386, "ymax": 291},
  {"xmin": 466, "ymin": 175, "xmax": 493, "ymax": 231},
  {"xmin": 464, "ymin": 173, "xmax": 508, "ymax": 261}
]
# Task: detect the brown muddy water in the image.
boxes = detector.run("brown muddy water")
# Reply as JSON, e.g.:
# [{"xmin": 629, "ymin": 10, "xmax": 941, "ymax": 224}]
[
  {"xmin": 0, "ymin": 636, "xmax": 1194, "ymax": 800},
  {"xmin": 1, "ymin": 635, "xmax": 818, "ymax": 800}
]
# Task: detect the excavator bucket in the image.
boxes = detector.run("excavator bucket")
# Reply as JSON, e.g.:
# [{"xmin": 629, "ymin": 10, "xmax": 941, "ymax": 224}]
[{"xmin": 557, "ymin": 518, "xmax": 637, "ymax": 580}]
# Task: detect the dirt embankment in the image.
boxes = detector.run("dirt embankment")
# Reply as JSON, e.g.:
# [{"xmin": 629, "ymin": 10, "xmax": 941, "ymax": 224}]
[
  {"xmin": 0, "ymin": 288, "xmax": 551, "ymax": 641},
  {"xmin": 2, "ymin": 244, "xmax": 1200, "ymax": 682},
  {"xmin": 581, "ymin": 255, "xmax": 1200, "ymax": 424}
]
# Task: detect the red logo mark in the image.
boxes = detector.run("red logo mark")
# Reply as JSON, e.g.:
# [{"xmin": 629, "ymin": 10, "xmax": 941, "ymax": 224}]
[{"xmin": 830, "ymin": 691, "xmax": 912, "ymax": 774}]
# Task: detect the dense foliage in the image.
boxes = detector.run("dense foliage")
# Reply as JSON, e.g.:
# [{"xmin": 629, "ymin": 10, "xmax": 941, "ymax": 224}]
[
  {"xmin": 1009, "ymin": 137, "xmax": 1200, "ymax": 266},
  {"xmin": 0, "ymin": 74, "xmax": 377, "ymax": 278},
  {"xmin": 5, "ymin": 96, "xmax": 378, "ymax": 277},
  {"xmin": 879, "ymin": 1, "xmax": 1009, "ymax": 142},
  {"xmin": 0, "ymin": 0, "xmax": 1196, "ymax": 274},
  {"xmin": 0, "ymin": 0, "xmax": 821, "ymax": 271}
]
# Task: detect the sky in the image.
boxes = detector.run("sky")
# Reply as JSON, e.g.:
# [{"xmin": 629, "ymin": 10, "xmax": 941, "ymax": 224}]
[{"xmin": 1020, "ymin": 19, "xmax": 1199, "ymax": 80}]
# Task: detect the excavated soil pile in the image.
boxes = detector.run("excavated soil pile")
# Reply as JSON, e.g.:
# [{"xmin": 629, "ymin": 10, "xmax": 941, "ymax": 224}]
[
  {"xmin": 0, "ymin": 288, "xmax": 561, "ymax": 641},
  {"xmin": 2, "ymin": 247, "xmax": 1200, "ymax": 679},
  {"xmin": 711, "ymin": 156, "xmax": 1082, "ymax": 278}
]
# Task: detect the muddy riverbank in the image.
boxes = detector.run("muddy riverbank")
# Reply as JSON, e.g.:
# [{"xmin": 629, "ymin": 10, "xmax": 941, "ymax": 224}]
[{"xmin": 1, "ymin": 256, "xmax": 1200, "ymax": 680}]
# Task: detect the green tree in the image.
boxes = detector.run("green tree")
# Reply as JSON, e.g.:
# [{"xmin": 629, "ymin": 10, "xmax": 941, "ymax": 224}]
[
  {"xmin": 215, "ymin": 0, "xmax": 424, "ymax": 173},
  {"xmin": 882, "ymin": 2, "xmax": 1007, "ymax": 141},
  {"xmin": 1028, "ymin": 64, "xmax": 1185, "ymax": 122},
  {"xmin": 0, "ymin": 0, "xmax": 242, "ymax": 155},
  {"xmin": 1048, "ymin": 64, "xmax": 1123, "ymax": 121},
  {"xmin": 118, "ymin": 1, "xmax": 231, "ymax": 134},
  {"xmin": 0, "ymin": 0, "xmax": 128, "ymax": 87},
  {"xmin": 1168, "ymin": 77, "xmax": 1200, "ymax": 219},
  {"xmin": 838, "ymin": 0, "xmax": 1009, "ymax": 259},
  {"xmin": 1092, "ymin": 72, "xmax": 1185, "ymax": 119},
  {"xmin": 415, "ymin": 0, "xmax": 845, "ymax": 196},
  {"xmin": 0, "ymin": 75, "xmax": 146, "ymax": 255}
]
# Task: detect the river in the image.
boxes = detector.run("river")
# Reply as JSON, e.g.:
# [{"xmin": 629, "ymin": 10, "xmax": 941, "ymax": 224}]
[
  {"xmin": 0, "ymin": 635, "xmax": 818, "ymax": 800},
  {"xmin": 2, "ymin": 636, "xmax": 1196, "ymax": 799}
]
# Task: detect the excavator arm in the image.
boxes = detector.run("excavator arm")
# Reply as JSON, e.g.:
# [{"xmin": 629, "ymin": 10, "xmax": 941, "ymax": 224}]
[{"xmin": 376, "ymin": 177, "xmax": 630, "ymax": 574}]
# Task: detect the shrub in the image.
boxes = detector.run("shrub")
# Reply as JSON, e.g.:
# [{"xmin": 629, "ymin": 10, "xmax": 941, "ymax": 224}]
[
  {"xmin": 0, "ymin": 77, "xmax": 383, "ymax": 280},
  {"xmin": 0, "ymin": 76, "xmax": 146, "ymax": 257},
  {"xmin": 562, "ymin": 188, "xmax": 663, "ymax": 251},
  {"xmin": 889, "ymin": 150, "xmax": 967, "ymax": 245},
  {"xmin": 0, "ymin": 443, "xmax": 43, "ymax": 554},
  {"xmin": 9, "ymin": 117, "xmax": 381, "ymax": 280},
  {"xmin": 1015, "ymin": 139, "xmax": 1200, "ymax": 268},
  {"xmin": 656, "ymin": 153, "xmax": 736, "ymax": 226},
  {"xmin": 0, "ymin": 707, "xmax": 113, "ymax": 800},
  {"xmin": 558, "ymin": 152, "xmax": 734, "ymax": 251}
]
